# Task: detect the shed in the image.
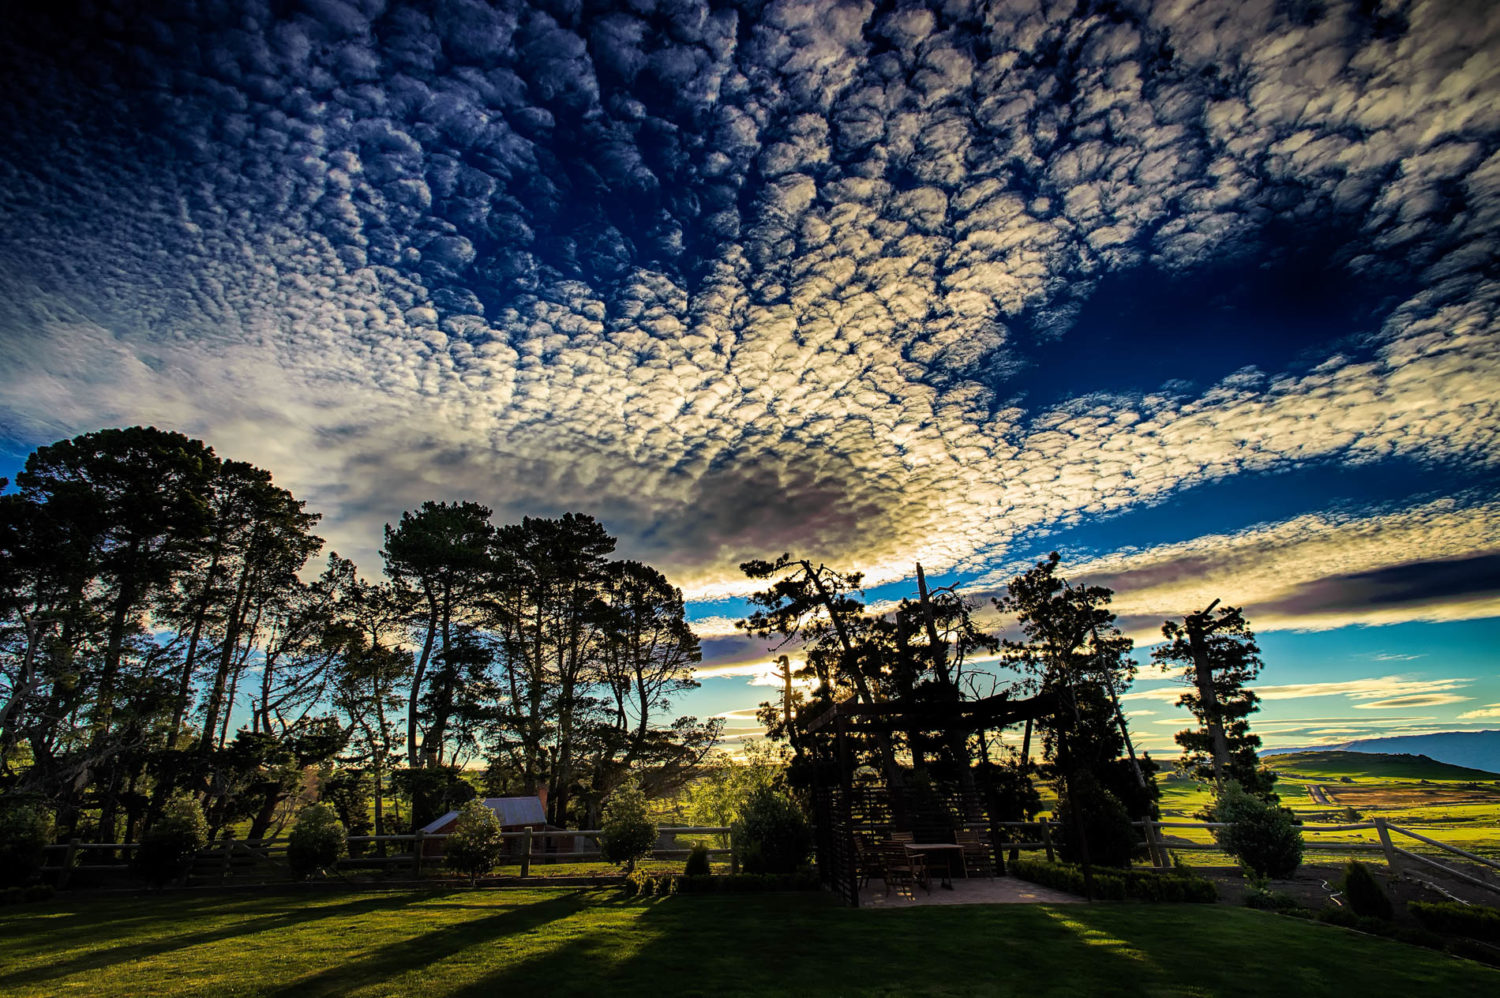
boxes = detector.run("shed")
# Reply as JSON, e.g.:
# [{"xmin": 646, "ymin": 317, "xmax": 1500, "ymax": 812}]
[{"xmin": 419, "ymin": 796, "xmax": 550, "ymax": 857}]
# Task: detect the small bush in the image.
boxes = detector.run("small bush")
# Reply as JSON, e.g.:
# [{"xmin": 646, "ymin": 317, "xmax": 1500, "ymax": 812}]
[
  {"xmin": 445, "ymin": 800, "xmax": 504, "ymax": 885},
  {"xmin": 624, "ymin": 871, "xmax": 821, "ymax": 897},
  {"xmin": 1210, "ymin": 781, "xmax": 1303, "ymax": 879},
  {"xmin": 732, "ymin": 786, "xmax": 813, "ymax": 875},
  {"xmin": 136, "ymin": 794, "xmax": 208, "ymax": 887},
  {"xmin": 683, "ymin": 840, "xmax": 711, "ymax": 877},
  {"xmin": 0, "ymin": 801, "xmax": 52, "ymax": 888},
  {"xmin": 1341, "ymin": 861, "xmax": 1392, "ymax": 920},
  {"xmin": 600, "ymin": 782, "xmax": 657, "ymax": 873},
  {"xmin": 1245, "ymin": 885, "xmax": 1301, "ymax": 912},
  {"xmin": 0, "ymin": 884, "xmax": 55, "ymax": 905},
  {"xmin": 1409, "ymin": 901, "xmax": 1500, "ymax": 942},
  {"xmin": 1010, "ymin": 856, "xmax": 1217, "ymax": 902},
  {"xmin": 287, "ymin": 803, "xmax": 347, "ymax": 878}
]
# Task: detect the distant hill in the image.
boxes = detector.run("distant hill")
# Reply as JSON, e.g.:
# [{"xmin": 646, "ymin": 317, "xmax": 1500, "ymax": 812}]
[
  {"xmin": 1262, "ymin": 750, "xmax": 1500, "ymax": 781},
  {"xmin": 1263, "ymin": 730, "xmax": 1500, "ymax": 776}
]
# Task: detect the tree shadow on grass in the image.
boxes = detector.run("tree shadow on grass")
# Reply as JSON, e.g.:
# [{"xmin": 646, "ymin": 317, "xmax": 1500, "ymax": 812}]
[
  {"xmin": 457, "ymin": 896, "xmax": 1176, "ymax": 998},
  {"xmin": 265, "ymin": 890, "xmax": 594, "ymax": 997},
  {"xmin": 0, "ymin": 891, "xmax": 447, "ymax": 990}
]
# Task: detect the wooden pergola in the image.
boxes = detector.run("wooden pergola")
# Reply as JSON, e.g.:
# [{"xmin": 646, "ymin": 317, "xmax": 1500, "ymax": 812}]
[{"xmin": 800, "ymin": 690, "xmax": 1060, "ymax": 906}]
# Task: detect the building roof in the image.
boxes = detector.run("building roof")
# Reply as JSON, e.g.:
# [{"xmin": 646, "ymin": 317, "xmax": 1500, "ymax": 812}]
[{"xmin": 420, "ymin": 796, "xmax": 547, "ymax": 834}]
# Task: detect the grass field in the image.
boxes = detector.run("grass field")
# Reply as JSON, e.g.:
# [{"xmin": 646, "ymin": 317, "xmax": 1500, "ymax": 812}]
[
  {"xmin": 1, "ymin": 886, "xmax": 1497, "ymax": 997},
  {"xmin": 1153, "ymin": 752, "xmax": 1500, "ymax": 865}
]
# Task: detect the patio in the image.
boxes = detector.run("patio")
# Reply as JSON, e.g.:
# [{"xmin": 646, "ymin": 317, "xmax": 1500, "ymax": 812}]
[{"xmin": 858, "ymin": 874, "xmax": 1083, "ymax": 908}]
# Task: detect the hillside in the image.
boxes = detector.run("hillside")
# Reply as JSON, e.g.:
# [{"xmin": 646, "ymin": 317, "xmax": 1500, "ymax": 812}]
[
  {"xmin": 1263, "ymin": 750, "xmax": 1500, "ymax": 781},
  {"xmin": 1262, "ymin": 730, "xmax": 1500, "ymax": 775}
]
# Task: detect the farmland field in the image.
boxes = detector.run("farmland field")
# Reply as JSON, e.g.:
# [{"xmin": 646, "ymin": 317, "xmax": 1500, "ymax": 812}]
[
  {"xmin": 1154, "ymin": 752, "xmax": 1500, "ymax": 868},
  {"xmin": 1, "ymin": 887, "xmax": 1497, "ymax": 997}
]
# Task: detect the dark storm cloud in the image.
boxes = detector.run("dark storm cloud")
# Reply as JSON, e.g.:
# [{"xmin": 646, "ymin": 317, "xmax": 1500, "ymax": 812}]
[{"xmin": 0, "ymin": 0, "xmax": 1497, "ymax": 609}]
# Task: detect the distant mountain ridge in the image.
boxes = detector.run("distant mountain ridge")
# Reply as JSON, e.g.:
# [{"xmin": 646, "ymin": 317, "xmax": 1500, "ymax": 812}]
[{"xmin": 1262, "ymin": 730, "xmax": 1500, "ymax": 775}]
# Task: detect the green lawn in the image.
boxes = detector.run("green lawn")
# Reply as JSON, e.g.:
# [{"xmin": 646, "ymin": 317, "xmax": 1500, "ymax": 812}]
[{"xmin": 1, "ymin": 888, "xmax": 1495, "ymax": 997}]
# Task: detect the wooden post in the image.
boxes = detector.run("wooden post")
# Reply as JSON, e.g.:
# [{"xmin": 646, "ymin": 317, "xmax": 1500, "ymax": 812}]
[
  {"xmin": 58, "ymin": 838, "xmax": 81, "ymax": 890},
  {"xmin": 1041, "ymin": 820, "xmax": 1055, "ymax": 863},
  {"xmin": 520, "ymin": 827, "xmax": 532, "ymax": 878},
  {"xmin": 413, "ymin": 830, "xmax": 425, "ymax": 878},
  {"xmin": 729, "ymin": 827, "xmax": 739, "ymax": 875},
  {"xmin": 1147, "ymin": 821, "xmax": 1169, "ymax": 870},
  {"xmin": 220, "ymin": 837, "xmax": 235, "ymax": 882},
  {"xmin": 1373, "ymin": 817, "xmax": 1400, "ymax": 874}
]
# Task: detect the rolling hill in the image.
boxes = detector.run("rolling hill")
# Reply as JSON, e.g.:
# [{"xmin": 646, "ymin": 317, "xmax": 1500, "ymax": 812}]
[
  {"xmin": 1262, "ymin": 750, "xmax": 1500, "ymax": 781},
  {"xmin": 1262, "ymin": 730, "xmax": 1500, "ymax": 775}
]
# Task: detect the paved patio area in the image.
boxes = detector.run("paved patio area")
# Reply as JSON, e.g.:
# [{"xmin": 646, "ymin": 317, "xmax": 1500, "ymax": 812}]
[{"xmin": 858, "ymin": 875, "xmax": 1083, "ymax": 908}]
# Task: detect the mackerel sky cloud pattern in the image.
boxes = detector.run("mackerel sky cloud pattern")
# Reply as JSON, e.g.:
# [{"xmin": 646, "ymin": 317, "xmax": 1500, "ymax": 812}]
[{"xmin": 1, "ymin": 0, "xmax": 1497, "ymax": 658}]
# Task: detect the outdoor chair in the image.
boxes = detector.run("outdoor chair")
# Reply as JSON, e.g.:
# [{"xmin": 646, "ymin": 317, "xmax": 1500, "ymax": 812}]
[
  {"xmin": 889, "ymin": 829, "xmax": 915, "ymax": 844},
  {"xmin": 956, "ymin": 829, "xmax": 995, "ymax": 878},
  {"xmin": 880, "ymin": 842, "xmax": 929, "ymax": 898},
  {"xmin": 854, "ymin": 835, "xmax": 884, "ymax": 889}
]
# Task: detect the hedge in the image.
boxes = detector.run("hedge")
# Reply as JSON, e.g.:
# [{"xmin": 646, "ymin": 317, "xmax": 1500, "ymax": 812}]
[
  {"xmin": 1408, "ymin": 902, "xmax": 1500, "ymax": 943},
  {"xmin": 1009, "ymin": 857, "xmax": 1217, "ymax": 903},
  {"xmin": 624, "ymin": 871, "xmax": 821, "ymax": 897}
]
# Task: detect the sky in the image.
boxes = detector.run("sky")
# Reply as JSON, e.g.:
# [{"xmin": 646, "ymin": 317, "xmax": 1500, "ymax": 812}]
[{"xmin": 2, "ymin": 0, "xmax": 1497, "ymax": 760}]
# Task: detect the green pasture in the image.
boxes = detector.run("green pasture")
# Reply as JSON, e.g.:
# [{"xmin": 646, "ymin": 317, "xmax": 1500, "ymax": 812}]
[
  {"xmin": 2, "ymin": 887, "xmax": 1496, "ymax": 997},
  {"xmin": 1152, "ymin": 753, "xmax": 1500, "ymax": 865}
]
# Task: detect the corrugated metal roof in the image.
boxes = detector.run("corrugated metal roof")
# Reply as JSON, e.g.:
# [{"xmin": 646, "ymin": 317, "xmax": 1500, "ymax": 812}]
[{"xmin": 419, "ymin": 796, "xmax": 546, "ymax": 834}]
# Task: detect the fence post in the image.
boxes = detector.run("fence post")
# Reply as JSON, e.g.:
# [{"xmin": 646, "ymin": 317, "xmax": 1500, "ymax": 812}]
[
  {"xmin": 220, "ymin": 836, "xmax": 235, "ymax": 882},
  {"xmin": 520, "ymin": 827, "xmax": 532, "ymax": 878},
  {"xmin": 1041, "ymin": 820, "xmax": 1055, "ymax": 863},
  {"xmin": 57, "ymin": 838, "xmax": 81, "ymax": 890},
  {"xmin": 413, "ymin": 830, "xmax": 425, "ymax": 878},
  {"xmin": 729, "ymin": 828, "xmax": 739, "ymax": 875},
  {"xmin": 1373, "ymin": 816, "xmax": 1400, "ymax": 874},
  {"xmin": 1144, "ymin": 820, "xmax": 1166, "ymax": 870}
]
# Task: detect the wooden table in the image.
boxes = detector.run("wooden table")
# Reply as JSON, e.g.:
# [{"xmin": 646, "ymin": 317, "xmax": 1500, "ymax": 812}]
[{"xmin": 905, "ymin": 843, "xmax": 966, "ymax": 889}]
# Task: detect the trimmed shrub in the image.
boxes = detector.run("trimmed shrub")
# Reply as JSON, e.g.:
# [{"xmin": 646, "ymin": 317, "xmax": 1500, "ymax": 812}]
[
  {"xmin": 1341, "ymin": 861, "xmax": 1392, "ymax": 921},
  {"xmin": 1210, "ymin": 781, "xmax": 1303, "ymax": 879},
  {"xmin": 1010, "ymin": 856, "xmax": 1217, "ymax": 903},
  {"xmin": 1245, "ymin": 885, "xmax": 1301, "ymax": 912},
  {"xmin": 732, "ymin": 786, "xmax": 813, "ymax": 875},
  {"xmin": 445, "ymin": 800, "xmax": 505, "ymax": 885},
  {"xmin": 683, "ymin": 840, "xmax": 711, "ymax": 877},
  {"xmin": 1409, "ymin": 901, "xmax": 1500, "ymax": 942},
  {"xmin": 136, "ymin": 794, "xmax": 208, "ymax": 887},
  {"xmin": 287, "ymin": 803, "xmax": 348, "ymax": 878},
  {"xmin": 0, "ymin": 801, "xmax": 52, "ymax": 888},
  {"xmin": 600, "ymin": 782, "xmax": 657, "ymax": 873},
  {"xmin": 0, "ymin": 884, "xmax": 55, "ymax": 905},
  {"xmin": 624, "ymin": 871, "xmax": 821, "ymax": 897},
  {"xmin": 1054, "ymin": 774, "xmax": 1138, "ymax": 869}
]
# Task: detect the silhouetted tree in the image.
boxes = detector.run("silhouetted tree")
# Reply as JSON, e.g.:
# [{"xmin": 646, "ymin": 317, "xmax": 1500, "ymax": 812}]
[
  {"xmin": 1154, "ymin": 603, "xmax": 1277, "ymax": 799},
  {"xmin": 382, "ymin": 501, "xmax": 496, "ymax": 768}
]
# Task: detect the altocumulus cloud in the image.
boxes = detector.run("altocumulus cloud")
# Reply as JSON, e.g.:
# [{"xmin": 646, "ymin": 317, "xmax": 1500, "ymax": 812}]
[{"xmin": 0, "ymin": 0, "xmax": 1497, "ymax": 619}]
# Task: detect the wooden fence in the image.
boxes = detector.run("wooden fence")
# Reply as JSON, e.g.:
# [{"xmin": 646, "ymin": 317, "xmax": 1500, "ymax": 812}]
[
  {"xmin": 37, "ymin": 825, "xmax": 733, "ymax": 889},
  {"xmin": 984, "ymin": 815, "xmax": 1500, "ymax": 897}
]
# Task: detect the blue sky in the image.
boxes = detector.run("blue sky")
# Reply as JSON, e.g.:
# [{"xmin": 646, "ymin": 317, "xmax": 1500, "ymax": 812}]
[{"xmin": 2, "ymin": 0, "xmax": 1497, "ymax": 757}]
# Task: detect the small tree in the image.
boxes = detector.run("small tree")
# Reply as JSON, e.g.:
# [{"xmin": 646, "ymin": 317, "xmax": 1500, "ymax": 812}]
[
  {"xmin": 1054, "ymin": 774, "xmax": 1137, "ymax": 869},
  {"xmin": 600, "ymin": 782, "xmax": 657, "ymax": 873},
  {"xmin": 1342, "ymin": 860, "xmax": 1393, "ymax": 920},
  {"xmin": 287, "ymin": 803, "xmax": 347, "ymax": 878},
  {"xmin": 683, "ymin": 841, "xmax": 711, "ymax": 877},
  {"xmin": 136, "ymin": 794, "xmax": 208, "ymax": 887},
  {"xmin": 446, "ymin": 800, "xmax": 504, "ymax": 885},
  {"xmin": 732, "ymin": 786, "xmax": 813, "ymax": 874},
  {"xmin": 1210, "ymin": 782, "xmax": 1303, "ymax": 879},
  {"xmin": 0, "ymin": 801, "xmax": 52, "ymax": 887}
]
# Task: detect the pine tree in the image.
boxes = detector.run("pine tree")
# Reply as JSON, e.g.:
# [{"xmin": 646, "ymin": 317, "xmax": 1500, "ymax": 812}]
[{"xmin": 1153, "ymin": 603, "xmax": 1277, "ymax": 799}]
